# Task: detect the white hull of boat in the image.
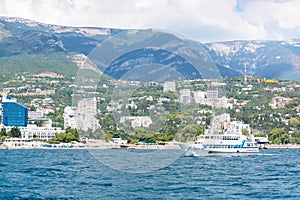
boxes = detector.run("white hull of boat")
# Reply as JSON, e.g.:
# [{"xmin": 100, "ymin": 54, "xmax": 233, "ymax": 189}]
[
  {"xmin": 207, "ymin": 148, "xmax": 259, "ymax": 153},
  {"xmin": 179, "ymin": 143, "xmax": 259, "ymax": 156}
]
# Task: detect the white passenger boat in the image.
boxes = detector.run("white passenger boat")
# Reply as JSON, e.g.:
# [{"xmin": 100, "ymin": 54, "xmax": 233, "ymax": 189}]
[{"xmin": 179, "ymin": 121, "xmax": 259, "ymax": 156}]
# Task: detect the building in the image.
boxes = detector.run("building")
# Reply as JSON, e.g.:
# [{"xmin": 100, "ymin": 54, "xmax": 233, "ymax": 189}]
[
  {"xmin": 2, "ymin": 96, "xmax": 28, "ymax": 127},
  {"xmin": 259, "ymin": 78, "xmax": 279, "ymax": 83},
  {"xmin": 295, "ymin": 85, "xmax": 300, "ymax": 92},
  {"xmin": 28, "ymin": 111, "xmax": 43, "ymax": 120},
  {"xmin": 120, "ymin": 116, "xmax": 152, "ymax": 128},
  {"xmin": 36, "ymin": 107, "xmax": 55, "ymax": 115},
  {"xmin": 63, "ymin": 106, "xmax": 77, "ymax": 129},
  {"xmin": 270, "ymin": 96, "xmax": 291, "ymax": 109},
  {"xmin": 23, "ymin": 124, "xmax": 65, "ymax": 140},
  {"xmin": 206, "ymin": 87, "xmax": 219, "ymax": 100},
  {"xmin": 63, "ymin": 97, "xmax": 100, "ymax": 132},
  {"xmin": 1, "ymin": 96, "xmax": 64, "ymax": 141},
  {"xmin": 193, "ymin": 90, "xmax": 206, "ymax": 104},
  {"xmin": 76, "ymin": 97, "xmax": 100, "ymax": 131},
  {"xmin": 210, "ymin": 113, "xmax": 231, "ymax": 132},
  {"xmin": 179, "ymin": 89, "xmax": 192, "ymax": 104},
  {"xmin": 225, "ymin": 121, "xmax": 251, "ymax": 135},
  {"xmin": 163, "ymin": 81, "xmax": 176, "ymax": 92},
  {"xmin": 0, "ymin": 123, "xmax": 64, "ymax": 141}
]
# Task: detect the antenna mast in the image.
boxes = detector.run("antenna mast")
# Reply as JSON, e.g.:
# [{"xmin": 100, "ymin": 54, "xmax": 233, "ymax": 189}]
[{"xmin": 243, "ymin": 63, "xmax": 247, "ymax": 86}]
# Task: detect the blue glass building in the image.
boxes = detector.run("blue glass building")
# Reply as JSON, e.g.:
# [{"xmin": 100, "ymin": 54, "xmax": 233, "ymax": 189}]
[{"xmin": 2, "ymin": 97, "xmax": 28, "ymax": 127}]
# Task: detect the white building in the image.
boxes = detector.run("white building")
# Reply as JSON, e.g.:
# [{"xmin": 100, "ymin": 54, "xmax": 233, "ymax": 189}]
[
  {"xmin": 225, "ymin": 121, "xmax": 251, "ymax": 135},
  {"xmin": 163, "ymin": 81, "xmax": 176, "ymax": 92},
  {"xmin": 36, "ymin": 107, "xmax": 55, "ymax": 115},
  {"xmin": 179, "ymin": 89, "xmax": 192, "ymax": 104},
  {"xmin": 120, "ymin": 116, "xmax": 152, "ymax": 128},
  {"xmin": 24, "ymin": 124, "xmax": 65, "ymax": 140},
  {"xmin": 77, "ymin": 97, "xmax": 100, "ymax": 131},
  {"xmin": 210, "ymin": 113, "xmax": 231, "ymax": 131},
  {"xmin": 28, "ymin": 111, "xmax": 43, "ymax": 120},
  {"xmin": 63, "ymin": 106, "xmax": 77, "ymax": 129},
  {"xmin": 206, "ymin": 87, "xmax": 219, "ymax": 100},
  {"xmin": 193, "ymin": 90, "xmax": 206, "ymax": 104},
  {"xmin": 0, "ymin": 124, "xmax": 65, "ymax": 141},
  {"xmin": 63, "ymin": 97, "xmax": 100, "ymax": 132}
]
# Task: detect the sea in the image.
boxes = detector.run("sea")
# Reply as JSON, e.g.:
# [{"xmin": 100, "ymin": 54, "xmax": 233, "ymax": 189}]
[{"xmin": 0, "ymin": 149, "xmax": 299, "ymax": 200}]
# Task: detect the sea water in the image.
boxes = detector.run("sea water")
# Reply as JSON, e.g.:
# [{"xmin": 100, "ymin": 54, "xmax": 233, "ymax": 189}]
[{"xmin": 0, "ymin": 149, "xmax": 299, "ymax": 199}]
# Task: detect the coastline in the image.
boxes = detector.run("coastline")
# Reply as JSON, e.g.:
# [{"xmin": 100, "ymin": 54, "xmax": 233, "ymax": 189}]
[
  {"xmin": 2, "ymin": 141, "xmax": 300, "ymax": 150},
  {"xmin": 0, "ymin": 141, "xmax": 181, "ymax": 150},
  {"xmin": 264, "ymin": 144, "xmax": 300, "ymax": 149}
]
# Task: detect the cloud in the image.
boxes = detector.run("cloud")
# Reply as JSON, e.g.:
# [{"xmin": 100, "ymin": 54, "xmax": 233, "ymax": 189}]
[
  {"xmin": 1, "ymin": 0, "xmax": 300, "ymax": 42},
  {"xmin": 237, "ymin": 0, "xmax": 300, "ymax": 40}
]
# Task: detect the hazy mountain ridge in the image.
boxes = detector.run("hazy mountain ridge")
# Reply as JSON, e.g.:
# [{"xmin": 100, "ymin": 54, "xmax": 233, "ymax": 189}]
[
  {"xmin": 205, "ymin": 40, "xmax": 300, "ymax": 80},
  {"xmin": 0, "ymin": 16, "xmax": 299, "ymax": 80},
  {"xmin": 0, "ymin": 16, "xmax": 123, "ymax": 55}
]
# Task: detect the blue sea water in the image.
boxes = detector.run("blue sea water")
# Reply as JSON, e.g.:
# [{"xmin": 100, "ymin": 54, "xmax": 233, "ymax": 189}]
[{"xmin": 0, "ymin": 149, "xmax": 299, "ymax": 200}]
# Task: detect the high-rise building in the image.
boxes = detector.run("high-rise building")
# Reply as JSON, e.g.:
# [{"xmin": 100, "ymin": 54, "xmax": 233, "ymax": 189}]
[
  {"xmin": 63, "ymin": 97, "xmax": 100, "ymax": 132},
  {"xmin": 2, "ymin": 96, "xmax": 28, "ymax": 127},
  {"xmin": 77, "ymin": 97, "xmax": 100, "ymax": 131}
]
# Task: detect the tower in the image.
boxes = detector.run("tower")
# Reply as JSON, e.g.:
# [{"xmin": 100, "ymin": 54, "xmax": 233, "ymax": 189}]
[{"xmin": 243, "ymin": 63, "xmax": 247, "ymax": 86}]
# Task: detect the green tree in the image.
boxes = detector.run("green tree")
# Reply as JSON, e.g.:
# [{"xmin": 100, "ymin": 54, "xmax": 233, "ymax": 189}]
[
  {"xmin": 280, "ymin": 133, "xmax": 290, "ymax": 144},
  {"xmin": 9, "ymin": 127, "xmax": 21, "ymax": 138},
  {"xmin": 242, "ymin": 128, "xmax": 249, "ymax": 136},
  {"xmin": 0, "ymin": 128, "xmax": 7, "ymax": 137},
  {"xmin": 291, "ymin": 130, "xmax": 300, "ymax": 144},
  {"xmin": 289, "ymin": 117, "xmax": 300, "ymax": 128},
  {"xmin": 100, "ymin": 114, "xmax": 117, "ymax": 133},
  {"xmin": 269, "ymin": 128, "xmax": 285, "ymax": 144},
  {"xmin": 54, "ymin": 132, "xmax": 76, "ymax": 143},
  {"xmin": 180, "ymin": 124, "xmax": 204, "ymax": 142},
  {"xmin": 65, "ymin": 127, "xmax": 79, "ymax": 141},
  {"xmin": 102, "ymin": 132, "xmax": 113, "ymax": 141}
]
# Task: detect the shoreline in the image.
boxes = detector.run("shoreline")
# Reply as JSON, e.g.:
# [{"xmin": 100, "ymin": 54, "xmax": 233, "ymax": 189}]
[
  {"xmin": 0, "ymin": 143, "xmax": 181, "ymax": 150},
  {"xmin": 2, "ymin": 142, "xmax": 300, "ymax": 150},
  {"xmin": 263, "ymin": 144, "xmax": 300, "ymax": 149}
]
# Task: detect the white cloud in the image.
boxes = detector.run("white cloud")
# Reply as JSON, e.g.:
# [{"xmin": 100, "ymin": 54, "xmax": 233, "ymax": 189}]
[{"xmin": 1, "ymin": 0, "xmax": 300, "ymax": 42}]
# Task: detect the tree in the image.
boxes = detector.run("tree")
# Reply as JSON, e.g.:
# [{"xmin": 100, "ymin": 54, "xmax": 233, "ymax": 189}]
[
  {"xmin": 269, "ymin": 128, "xmax": 285, "ymax": 144},
  {"xmin": 180, "ymin": 124, "xmax": 204, "ymax": 142},
  {"xmin": 291, "ymin": 130, "xmax": 300, "ymax": 144},
  {"xmin": 0, "ymin": 128, "xmax": 7, "ymax": 137},
  {"xmin": 289, "ymin": 117, "xmax": 300, "ymax": 128},
  {"xmin": 65, "ymin": 127, "xmax": 79, "ymax": 141},
  {"xmin": 280, "ymin": 133, "xmax": 290, "ymax": 144},
  {"xmin": 100, "ymin": 114, "xmax": 117, "ymax": 133},
  {"xmin": 48, "ymin": 128, "xmax": 79, "ymax": 144},
  {"xmin": 54, "ymin": 132, "xmax": 76, "ymax": 143},
  {"xmin": 242, "ymin": 128, "xmax": 249, "ymax": 136},
  {"xmin": 102, "ymin": 132, "xmax": 113, "ymax": 141},
  {"xmin": 9, "ymin": 127, "xmax": 21, "ymax": 138}
]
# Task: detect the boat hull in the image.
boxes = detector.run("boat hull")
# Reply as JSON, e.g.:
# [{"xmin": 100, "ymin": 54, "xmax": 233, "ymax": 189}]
[
  {"xmin": 179, "ymin": 143, "xmax": 259, "ymax": 156},
  {"xmin": 207, "ymin": 147, "xmax": 259, "ymax": 153}
]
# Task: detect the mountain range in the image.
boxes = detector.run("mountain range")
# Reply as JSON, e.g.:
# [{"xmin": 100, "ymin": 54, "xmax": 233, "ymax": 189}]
[{"xmin": 0, "ymin": 16, "xmax": 300, "ymax": 81}]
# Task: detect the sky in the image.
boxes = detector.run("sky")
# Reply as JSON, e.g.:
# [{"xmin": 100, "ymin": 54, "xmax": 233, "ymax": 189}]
[{"xmin": 1, "ymin": 0, "xmax": 300, "ymax": 42}]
